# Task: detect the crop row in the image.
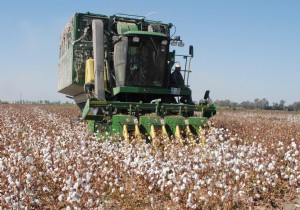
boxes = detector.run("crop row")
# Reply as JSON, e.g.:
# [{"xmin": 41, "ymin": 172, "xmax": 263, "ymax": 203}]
[{"xmin": 0, "ymin": 105, "xmax": 299, "ymax": 209}]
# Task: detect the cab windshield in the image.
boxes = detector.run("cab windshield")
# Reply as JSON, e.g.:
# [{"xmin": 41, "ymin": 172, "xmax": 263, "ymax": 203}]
[{"xmin": 125, "ymin": 36, "xmax": 168, "ymax": 86}]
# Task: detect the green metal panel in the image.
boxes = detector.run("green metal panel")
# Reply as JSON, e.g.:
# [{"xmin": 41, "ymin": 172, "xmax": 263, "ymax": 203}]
[
  {"xmin": 112, "ymin": 86, "xmax": 191, "ymax": 96},
  {"xmin": 110, "ymin": 115, "xmax": 136, "ymax": 135},
  {"xmin": 74, "ymin": 13, "xmax": 108, "ymax": 40},
  {"xmin": 87, "ymin": 120, "xmax": 95, "ymax": 132},
  {"xmin": 82, "ymin": 99, "xmax": 91, "ymax": 120},
  {"xmin": 188, "ymin": 117, "xmax": 208, "ymax": 135},
  {"xmin": 117, "ymin": 22, "xmax": 138, "ymax": 34},
  {"xmin": 139, "ymin": 116, "xmax": 163, "ymax": 135},
  {"xmin": 58, "ymin": 13, "xmax": 109, "ymax": 96},
  {"xmin": 164, "ymin": 116, "xmax": 187, "ymax": 136},
  {"xmin": 83, "ymin": 98, "xmax": 216, "ymax": 120},
  {"xmin": 202, "ymin": 104, "xmax": 217, "ymax": 118},
  {"xmin": 82, "ymin": 98, "xmax": 216, "ymax": 137},
  {"xmin": 59, "ymin": 12, "xmax": 217, "ymax": 140}
]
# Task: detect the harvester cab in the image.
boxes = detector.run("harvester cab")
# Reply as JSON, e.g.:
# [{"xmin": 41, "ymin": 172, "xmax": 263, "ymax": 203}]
[{"xmin": 58, "ymin": 12, "xmax": 216, "ymax": 140}]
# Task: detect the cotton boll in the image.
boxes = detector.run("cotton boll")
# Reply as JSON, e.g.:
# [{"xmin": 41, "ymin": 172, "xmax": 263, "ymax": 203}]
[
  {"xmin": 206, "ymin": 178, "xmax": 212, "ymax": 184},
  {"xmin": 15, "ymin": 180, "xmax": 20, "ymax": 187},
  {"xmin": 0, "ymin": 161, "xmax": 4, "ymax": 172},
  {"xmin": 58, "ymin": 194, "xmax": 64, "ymax": 202},
  {"xmin": 148, "ymin": 185, "xmax": 153, "ymax": 191},
  {"xmin": 4, "ymin": 196, "xmax": 10, "ymax": 203},
  {"xmin": 7, "ymin": 175, "xmax": 14, "ymax": 186},
  {"xmin": 258, "ymin": 164, "xmax": 264, "ymax": 172},
  {"xmin": 26, "ymin": 156, "xmax": 33, "ymax": 164},
  {"xmin": 43, "ymin": 186, "xmax": 50, "ymax": 192},
  {"xmin": 291, "ymin": 142, "xmax": 297, "ymax": 149},
  {"xmin": 166, "ymin": 180, "xmax": 172, "ymax": 187},
  {"xmin": 73, "ymin": 182, "xmax": 79, "ymax": 190},
  {"xmin": 86, "ymin": 172, "xmax": 92, "ymax": 183},
  {"xmin": 66, "ymin": 177, "xmax": 72, "ymax": 189},
  {"xmin": 183, "ymin": 177, "xmax": 188, "ymax": 184}
]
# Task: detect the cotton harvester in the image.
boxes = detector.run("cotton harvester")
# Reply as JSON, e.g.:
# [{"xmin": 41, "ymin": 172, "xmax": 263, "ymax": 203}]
[{"xmin": 57, "ymin": 12, "xmax": 216, "ymax": 141}]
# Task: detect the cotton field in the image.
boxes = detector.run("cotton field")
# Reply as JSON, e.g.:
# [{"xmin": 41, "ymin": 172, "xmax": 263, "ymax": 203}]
[{"xmin": 0, "ymin": 105, "xmax": 300, "ymax": 209}]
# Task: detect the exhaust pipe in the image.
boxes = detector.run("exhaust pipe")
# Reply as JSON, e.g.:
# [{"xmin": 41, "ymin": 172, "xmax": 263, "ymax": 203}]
[{"xmin": 92, "ymin": 19, "xmax": 105, "ymax": 100}]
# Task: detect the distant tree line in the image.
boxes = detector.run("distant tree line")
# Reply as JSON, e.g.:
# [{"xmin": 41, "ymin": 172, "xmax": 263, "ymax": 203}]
[
  {"xmin": 2, "ymin": 98, "xmax": 300, "ymax": 111},
  {"xmin": 214, "ymin": 98, "xmax": 300, "ymax": 111},
  {"xmin": 0, "ymin": 100, "xmax": 73, "ymax": 105}
]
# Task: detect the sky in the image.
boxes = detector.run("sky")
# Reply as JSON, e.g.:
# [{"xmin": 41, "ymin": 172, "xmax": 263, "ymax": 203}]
[{"xmin": 0, "ymin": 0, "xmax": 299, "ymax": 105}]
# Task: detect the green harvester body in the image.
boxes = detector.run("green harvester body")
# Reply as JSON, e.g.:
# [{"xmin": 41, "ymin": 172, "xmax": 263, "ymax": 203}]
[{"xmin": 58, "ymin": 12, "xmax": 216, "ymax": 139}]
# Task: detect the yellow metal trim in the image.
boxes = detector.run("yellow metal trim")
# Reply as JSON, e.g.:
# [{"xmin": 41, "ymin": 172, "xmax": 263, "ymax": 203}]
[
  {"xmin": 186, "ymin": 125, "xmax": 192, "ymax": 136},
  {"xmin": 85, "ymin": 58, "xmax": 108, "ymax": 89},
  {"xmin": 199, "ymin": 127, "xmax": 205, "ymax": 146},
  {"xmin": 123, "ymin": 124, "xmax": 129, "ymax": 143},
  {"xmin": 85, "ymin": 59, "xmax": 95, "ymax": 83},
  {"xmin": 134, "ymin": 124, "xmax": 141, "ymax": 140},
  {"xmin": 90, "ymin": 101, "xmax": 107, "ymax": 105},
  {"xmin": 150, "ymin": 125, "xmax": 156, "ymax": 139},
  {"xmin": 104, "ymin": 62, "xmax": 108, "ymax": 89},
  {"xmin": 162, "ymin": 125, "xmax": 168, "ymax": 138},
  {"xmin": 175, "ymin": 125, "xmax": 181, "ymax": 139},
  {"xmin": 150, "ymin": 125, "xmax": 160, "ymax": 147}
]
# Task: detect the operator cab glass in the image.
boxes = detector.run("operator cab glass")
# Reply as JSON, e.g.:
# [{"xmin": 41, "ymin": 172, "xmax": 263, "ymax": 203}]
[
  {"xmin": 125, "ymin": 36, "xmax": 168, "ymax": 86},
  {"xmin": 113, "ymin": 35, "xmax": 168, "ymax": 87}
]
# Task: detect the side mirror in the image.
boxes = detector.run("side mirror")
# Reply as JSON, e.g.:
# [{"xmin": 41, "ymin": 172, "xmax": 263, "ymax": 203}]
[
  {"xmin": 189, "ymin": 45, "xmax": 194, "ymax": 57},
  {"xmin": 174, "ymin": 36, "xmax": 181, "ymax": 41},
  {"xmin": 204, "ymin": 90, "xmax": 210, "ymax": 100},
  {"xmin": 178, "ymin": 41, "xmax": 185, "ymax": 47}
]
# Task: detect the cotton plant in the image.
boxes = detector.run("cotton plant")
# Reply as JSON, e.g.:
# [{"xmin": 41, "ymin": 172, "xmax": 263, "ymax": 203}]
[{"xmin": 0, "ymin": 105, "xmax": 299, "ymax": 209}]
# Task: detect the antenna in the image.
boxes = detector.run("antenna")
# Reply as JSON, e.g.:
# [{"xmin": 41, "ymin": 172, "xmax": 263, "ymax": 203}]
[{"xmin": 144, "ymin": 12, "xmax": 156, "ymax": 17}]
